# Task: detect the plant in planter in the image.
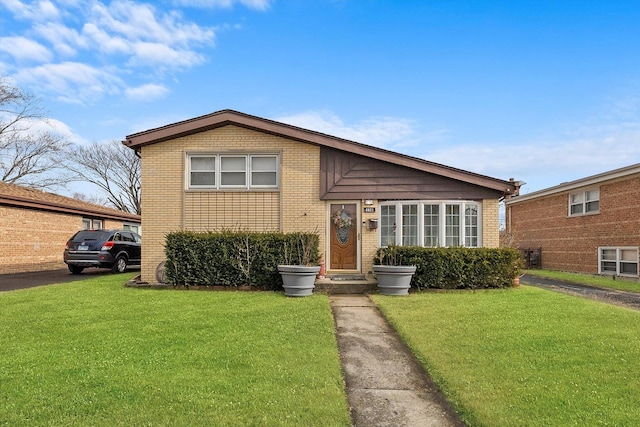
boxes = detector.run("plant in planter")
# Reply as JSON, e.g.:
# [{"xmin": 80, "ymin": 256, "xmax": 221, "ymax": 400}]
[
  {"xmin": 372, "ymin": 246, "xmax": 417, "ymax": 296},
  {"xmin": 278, "ymin": 232, "xmax": 320, "ymax": 297}
]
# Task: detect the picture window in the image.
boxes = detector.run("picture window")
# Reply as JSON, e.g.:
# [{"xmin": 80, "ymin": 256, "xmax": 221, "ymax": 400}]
[{"xmin": 187, "ymin": 154, "xmax": 278, "ymax": 190}]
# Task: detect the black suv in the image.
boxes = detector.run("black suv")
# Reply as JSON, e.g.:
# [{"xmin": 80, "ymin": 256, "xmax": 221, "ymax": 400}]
[{"xmin": 64, "ymin": 229, "xmax": 141, "ymax": 274}]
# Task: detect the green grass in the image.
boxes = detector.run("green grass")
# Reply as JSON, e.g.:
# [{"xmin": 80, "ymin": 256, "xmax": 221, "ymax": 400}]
[
  {"xmin": 373, "ymin": 287, "xmax": 640, "ymax": 426},
  {"xmin": 0, "ymin": 273, "xmax": 350, "ymax": 426},
  {"xmin": 525, "ymin": 269, "xmax": 640, "ymax": 293}
]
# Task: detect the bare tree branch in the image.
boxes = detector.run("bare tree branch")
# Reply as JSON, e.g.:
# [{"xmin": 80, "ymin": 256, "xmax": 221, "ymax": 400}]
[
  {"xmin": 0, "ymin": 77, "xmax": 72, "ymax": 190},
  {"xmin": 66, "ymin": 140, "xmax": 141, "ymax": 214}
]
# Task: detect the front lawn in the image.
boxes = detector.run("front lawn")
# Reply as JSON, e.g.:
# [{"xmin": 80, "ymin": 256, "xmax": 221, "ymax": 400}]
[
  {"xmin": 525, "ymin": 269, "xmax": 640, "ymax": 293},
  {"xmin": 0, "ymin": 274, "xmax": 350, "ymax": 426},
  {"xmin": 373, "ymin": 287, "xmax": 640, "ymax": 426}
]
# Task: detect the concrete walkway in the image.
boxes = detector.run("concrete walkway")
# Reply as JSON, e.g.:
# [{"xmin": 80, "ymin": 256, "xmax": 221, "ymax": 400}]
[{"xmin": 330, "ymin": 295, "xmax": 464, "ymax": 427}]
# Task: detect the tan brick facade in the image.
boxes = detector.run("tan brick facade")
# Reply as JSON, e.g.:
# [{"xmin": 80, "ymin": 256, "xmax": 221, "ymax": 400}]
[
  {"xmin": 0, "ymin": 205, "xmax": 127, "ymax": 274},
  {"xmin": 507, "ymin": 174, "xmax": 640, "ymax": 274},
  {"xmin": 140, "ymin": 125, "xmax": 327, "ymax": 282},
  {"xmin": 482, "ymin": 199, "xmax": 500, "ymax": 248}
]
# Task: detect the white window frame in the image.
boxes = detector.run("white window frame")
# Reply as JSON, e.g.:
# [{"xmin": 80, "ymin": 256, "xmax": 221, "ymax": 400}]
[
  {"xmin": 219, "ymin": 155, "xmax": 247, "ymax": 189},
  {"xmin": 189, "ymin": 154, "xmax": 217, "ymax": 188},
  {"xmin": 569, "ymin": 188, "xmax": 599, "ymax": 217},
  {"xmin": 598, "ymin": 247, "xmax": 639, "ymax": 277},
  {"xmin": 250, "ymin": 155, "xmax": 279, "ymax": 188},
  {"xmin": 82, "ymin": 218, "xmax": 103, "ymax": 229},
  {"xmin": 186, "ymin": 153, "xmax": 279, "ymax": 190},
  {"xmin": 379, "ymin": 201, "xmax": 482, "ymax": 248}
]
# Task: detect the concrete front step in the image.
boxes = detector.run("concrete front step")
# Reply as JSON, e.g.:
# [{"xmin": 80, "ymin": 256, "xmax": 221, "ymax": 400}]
[{"xmin": 315, "ymin": 278, "xmax": 378, "ymax": 294}]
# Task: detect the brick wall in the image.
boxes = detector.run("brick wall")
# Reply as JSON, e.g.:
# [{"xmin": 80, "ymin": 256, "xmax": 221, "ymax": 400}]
[
  {"xmin": 0, "ymin": 207, "xmax": 125, "ymax": 274},
  {"xmin": 507, "ymin": 175, "xmax": 640, "ymax": 273},
  {"xmin": 482, "ymin": 199, "xmax": 500, "ymax": 248},
  {"xmin": 139, "ymin": 125, "xmax": 325, "ymax": 283}
]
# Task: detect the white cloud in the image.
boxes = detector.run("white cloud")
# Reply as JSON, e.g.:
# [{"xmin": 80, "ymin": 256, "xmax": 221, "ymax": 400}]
[
  {"xmin": 1, "ymin": 0, "xmax": 217, "ymax": 101},
  {"xmin": 14, "ymin": 61, "xmax": 122, "ymax": 104},
  {"xmin": 124, "ymin": 83, "xmax": 169, "ymax": 101},
  {"xmin": 274, "ymin": 110, "xmax": 437, "ymax": 152},
  {"xmin": 0, "ymin": 36, "xmax": 52, "ymax": 62},
  {"xmin": 86, "ymin": 0, "xmax": 215, "ymax": 51},
  {"xmin": 46, "ymin": 117, "xmax": 88, "ymax": 145},
  {"xmin": 0, "ymin": 0, "xmax": 61, "ymax": 22},
  {"xmin": 33, "ymin": 22, "xmax": 82, "ymax": 56},
  {"xmin": 173, "ymin": 0, "xmax": 271, "ymax": 10},
  {"xmin": 128, "ymin": 42, "xmax": 206, "ymax": 68},
  {"xmin": 423, "ymin": 126, "xmax": 640, "ymax": 191}
]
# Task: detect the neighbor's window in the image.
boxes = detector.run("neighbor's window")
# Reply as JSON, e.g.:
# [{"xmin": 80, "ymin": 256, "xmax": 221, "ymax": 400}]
[
  {"xmin": 599, "ymin": 247, "xmax": 638, "ymax": 277},
  {"xmin": 187, "ymin": 154, "xmax": 278, "ymax": 190},
  {"xmin": 82, "ymin": 218, "xmax": 103, "ymax": 229},
  {"xmin": 123, "ymin": 223, "xmax": 140, "ymax": 235},
  {"xmin": 380, "ymin": 201, "xmax": 480, "ymax": 248},
  {"xmin": 570, "ymin": 188, "xmax": 599, "ymax": 216}
]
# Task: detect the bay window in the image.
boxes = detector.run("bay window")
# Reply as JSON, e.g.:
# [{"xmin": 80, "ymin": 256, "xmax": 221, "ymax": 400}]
[
  {"xmin": 380, "ymin": 205, "xmax": 396, "ymax": 246},
  {"xmin": 423, "ymin": 204, "xmax": 439, "ymax": 247},
  {"xmin": 445, "ymin": 204, "xmax": 460, "ymax": 247},
  {"xmin": 379, "ymin": 201, "xmax": 481, "ymax": 247},
  {"xmin": 402, "ymin": 204, "xmax": 418, "ymax": 246}
]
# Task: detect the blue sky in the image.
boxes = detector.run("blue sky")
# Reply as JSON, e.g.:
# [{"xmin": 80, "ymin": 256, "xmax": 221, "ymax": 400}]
[{"xmin": 2, "ymin": 0, "xmax": 640, "ymax": 196}]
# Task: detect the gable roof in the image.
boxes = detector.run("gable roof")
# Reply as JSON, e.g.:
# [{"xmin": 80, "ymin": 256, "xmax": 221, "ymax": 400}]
[
  {"xmin": 0, "ymin": 181, "xmax": 141, "ymax": 222},
  {"xmin": 506, "ymin": 162, "xmax": 640, "ymax": 205},
  {"xmin": 124, "ymin": 109, "xmax": 519, "ymax": 196}
]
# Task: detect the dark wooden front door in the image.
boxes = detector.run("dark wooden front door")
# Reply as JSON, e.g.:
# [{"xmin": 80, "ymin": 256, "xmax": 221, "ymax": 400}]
[{"xmin": 329, "ymin": 203, "xmax": 357, "ymax": 270}]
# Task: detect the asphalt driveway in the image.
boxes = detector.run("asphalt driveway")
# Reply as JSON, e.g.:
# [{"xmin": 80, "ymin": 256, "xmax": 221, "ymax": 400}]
[
  {"xmin": 521, "ymin": 273, "xmax": 640, "ymax": 310},
  {"xmin": 0, "ymin": 267, "xmax": 140, "ymax": 292}
]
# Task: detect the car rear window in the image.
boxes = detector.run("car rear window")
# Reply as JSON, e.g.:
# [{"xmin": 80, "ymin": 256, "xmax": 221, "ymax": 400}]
[{"xmin": 72, "ymin": 231, "xmax": 112, "ymax": 242}]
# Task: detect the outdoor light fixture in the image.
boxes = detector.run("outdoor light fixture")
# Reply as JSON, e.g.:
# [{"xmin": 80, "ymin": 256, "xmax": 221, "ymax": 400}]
[{"xmin": 364, "ymin": 199, "xmax": 374, "ymax": 205}]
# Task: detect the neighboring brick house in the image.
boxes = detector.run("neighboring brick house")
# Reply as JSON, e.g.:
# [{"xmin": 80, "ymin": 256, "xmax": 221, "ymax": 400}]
[
  {"xmin": 505, "ymin": 163, "xmax": 640, "ymax": 278},
  {"xmin": 0, "ymin": 182, "xmax": 141, "ymax": 274},
  {"xmin": 124, "ymin": 109, "xmax": 519, "ymax": 285}
]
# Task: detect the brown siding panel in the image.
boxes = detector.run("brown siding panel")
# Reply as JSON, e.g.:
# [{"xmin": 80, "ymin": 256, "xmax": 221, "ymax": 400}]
[{"xmin": 320, "ymin": 147, "xmax": 502, "ymax": 200}]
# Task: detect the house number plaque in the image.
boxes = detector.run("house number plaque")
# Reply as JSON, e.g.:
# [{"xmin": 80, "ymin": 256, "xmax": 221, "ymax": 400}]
[{"xmin": 363, "ymin": 207, "xmax": 375, "ymax": 213}]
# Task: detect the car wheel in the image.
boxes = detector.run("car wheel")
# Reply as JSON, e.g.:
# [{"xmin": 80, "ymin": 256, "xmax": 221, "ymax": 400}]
[
  {"xmin": 68, "ymin": 265, "xmax": 84, "ymax": 275},
  {"xmin": 112, "ymin": 256, "xmax": 127, "ymax": 273}
]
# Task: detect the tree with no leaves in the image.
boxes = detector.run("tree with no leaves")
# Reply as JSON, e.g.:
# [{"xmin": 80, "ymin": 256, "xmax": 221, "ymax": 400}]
[
  {"xmin": 66, "ymin": 140, "xmax": 141, "ymax": 215},
  {"xmin": 0, "ymin": 77, "xmax": 71, "ymax": 189}
]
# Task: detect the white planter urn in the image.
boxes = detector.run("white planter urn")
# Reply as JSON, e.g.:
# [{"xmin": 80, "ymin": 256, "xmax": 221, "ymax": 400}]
[
  {"xmin": 278, "ymin": 265, "xmax": 321, "ymax": 297},
  {"xmin": 373, "ymin": 265, "xmax": 417, "ymax": 296}
]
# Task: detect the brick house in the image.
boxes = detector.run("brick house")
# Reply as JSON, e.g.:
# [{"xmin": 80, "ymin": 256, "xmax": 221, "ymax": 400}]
[
  {"xmin": 505, "ymin": 163, "xmax": 640, "ymax": 278},
  {"xmin": 124, "ymin": 109, "xmax": 519, "ymax": 285},
  {"xmin": 0, "ymin": 182, "xmax": 141, "ymax": 274}
]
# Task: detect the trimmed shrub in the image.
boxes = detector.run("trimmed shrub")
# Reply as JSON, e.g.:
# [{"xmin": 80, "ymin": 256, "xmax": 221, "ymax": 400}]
[
  {"xmin": 164, "ymin": 230, "xmax": 319, "ymax": 290},
  {"xmin": 374, "ymin": 246, "xmax": 523, "ymax": 289}
]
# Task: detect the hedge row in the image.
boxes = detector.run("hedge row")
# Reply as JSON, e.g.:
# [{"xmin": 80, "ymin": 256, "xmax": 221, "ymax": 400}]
[
  {"xmin": 374, "ymin": 246, "xmax": 523, "ymax": 289},
  {"xmin": 165, "ymin": 230, "xmax": 320, "ymax": 289}
]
